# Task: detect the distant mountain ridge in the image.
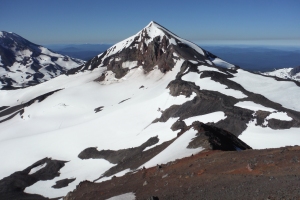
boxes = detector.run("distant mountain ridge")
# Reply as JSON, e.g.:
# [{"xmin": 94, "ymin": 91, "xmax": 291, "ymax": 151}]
[
  {"xmin": 262, "ymin": 66, "xmax": 300, "ymax": 82},
  {"xmin": 0, "ymin": 31, "xmax": 85, "ymax": 89},
  {"xmin": 45, "ymin": 44, "xmax": 112, "ymax": 61}
]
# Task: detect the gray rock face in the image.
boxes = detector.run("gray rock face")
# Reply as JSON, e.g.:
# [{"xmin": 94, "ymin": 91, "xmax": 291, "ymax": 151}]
[
  {"xmin": 290, "ymin": 66, "xmax": 300, "ymax": 76},
  {"xmin": 66, "ymin": 21, "xmax": 226, "ymax": 79},
  {"xmin": 187, "ymin": 122, "xmax": 252, "ymax": 150}
]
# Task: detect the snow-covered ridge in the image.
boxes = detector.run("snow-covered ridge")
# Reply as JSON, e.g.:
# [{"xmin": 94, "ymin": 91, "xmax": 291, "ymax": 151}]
[
  {"xmin": 103, "ymin": 21, "xmax": 206, "ymax": 58},
  {"xmin": 0, "ymin": 31, "xmax": 85, "ymax": 89},
  {"xmin": 262, "ymin": 66, "xmax": 300, "ymax": 82}
]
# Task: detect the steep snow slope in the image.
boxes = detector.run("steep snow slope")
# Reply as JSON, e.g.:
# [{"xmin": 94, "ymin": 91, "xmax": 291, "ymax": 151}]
[
  {"xmin": 0, "ymin": 21, "xmax": 300, "ymax": 199},
  {"xmin": 0, "ymin": 31, "xmax": 84, "ymax": 89}
]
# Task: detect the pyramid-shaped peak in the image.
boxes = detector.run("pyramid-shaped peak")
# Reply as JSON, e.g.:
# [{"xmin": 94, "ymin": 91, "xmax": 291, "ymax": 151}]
[{"xmin": 147, "ymin": 21, "xmax": 160, "ymax": 27}]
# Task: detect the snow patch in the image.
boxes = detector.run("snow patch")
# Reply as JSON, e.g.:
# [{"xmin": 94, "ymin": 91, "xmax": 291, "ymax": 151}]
[
  {"xmin": 211, "ymin": 58, "xmax": 235, "ymax": 69},
  {"xmin": 230, "ymin": 69, "xmax": 300, "ymax": 111},
  {"xmin": 122, "ymin": 61, "xmax": 138, "ymax": 69},
  {"xmin": 234, "ymin": 101, "xmax": 276, "ymax": 112},
  {"xmin": 29, "ymin": 163, "xmax": 47, "ymax": 175},
  {"xmin": 266, "ymin": 112, "xmax": 292, "ymax": 121},
  {"xmin": 182, "ymin": 72, "xmax": 247, "ymax": 99},
  {"xmin": 183, "ymin": 111, "xmax": 226, "ymax": 126},
  {"xmin": 140, "ymin": 129, "xmax": 204, "ymax": 169},
  {"xmin": 239, "ymin": 120, "xmax": 300, "ymax": 149},
  {"xmin": 106, "ymin": 192, "xmax": 136, "ymax": 200}
]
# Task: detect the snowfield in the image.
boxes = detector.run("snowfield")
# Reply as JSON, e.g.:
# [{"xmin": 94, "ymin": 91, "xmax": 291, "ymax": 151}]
[
  {"xmin": 1, "ymin": 22, "xmax": 300, "ymax": 199},
  {"xmin": 230, "ymin": 69, "xmax": 300, "ymax": 111}
]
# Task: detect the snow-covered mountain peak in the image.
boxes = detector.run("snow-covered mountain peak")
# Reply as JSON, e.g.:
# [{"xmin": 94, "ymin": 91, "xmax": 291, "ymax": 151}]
[
  {"xmin": 1, "ymin": 22, "xmax": 300, "ymax": 199},
  {"xmin": 70, "ymin": 21, "xmax": 234, "ymax": 81}
]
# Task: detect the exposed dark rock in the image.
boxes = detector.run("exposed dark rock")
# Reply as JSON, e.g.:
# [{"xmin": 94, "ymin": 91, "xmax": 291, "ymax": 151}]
[
  {"xmin": 0, "ymin": 89, "xmax": 63, "ymax": 123},
  {"xmin": 255, "ymin": 110, "xmax": 271, "ymax": 126},
  {"xmin": 118, "ymin": 98, "xmax": 130, "ymax": 104},
  {"xmin": 64, "ymin": 146, "xmax": 300, "ymax": 200},
  {"xmin": 290, "ymin": 66, "xmax": 300, "ymax": 76},
  {"xmin": 147, "ymin": 196, "xmax": 159, "ymax": 200},
  {"xmin": 78, "ymin": 136, "xmax": 159, "ymax": 163},
  {"xmin": 171, "ymin": 120, "xmax": 187, "ymax": 132},
  {"xmin": 0, "ymin": 157, "xmax": 67, "ymax": 200},
  {"xmin": 267, "ymin": 118, "xmax": 296, "ymax": 129},
  {"xmin": 95, "ymin": 139, "xmax": 175, "ymax": 179},
  {"xmin": 0, "ymin": 106, "xmax": 9, "ymax": 111},
  {"xmin": 187, "ymin": 122, "xmax": 252, "ymax": 151},
  {"xmin": 52, "ymin": 178, "xmax": 76, "ymax": 189},
  {"xmin": 94, "ymin": 73, "xmax": 106, "ymax": 82},
  {"xmin": 94, "ymin": 106, "xmax": 104, "ymax": 113}
]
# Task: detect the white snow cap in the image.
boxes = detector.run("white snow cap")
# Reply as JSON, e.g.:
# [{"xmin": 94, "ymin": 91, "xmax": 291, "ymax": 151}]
[{"xmin": 104, "ymin": 21, "xmax": 205, "ymax": 58}]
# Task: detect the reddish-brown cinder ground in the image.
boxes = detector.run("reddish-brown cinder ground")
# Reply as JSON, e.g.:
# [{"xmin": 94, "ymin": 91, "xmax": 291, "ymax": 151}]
[{"xmin": 64, "ymin": 146, "xmax": 300, "ymax": 200}]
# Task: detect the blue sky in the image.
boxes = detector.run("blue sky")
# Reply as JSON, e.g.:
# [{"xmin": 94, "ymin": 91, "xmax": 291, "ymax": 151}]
[{"xmin": 1, "ymin": 0, "xmax": 299, "ymax": 45}]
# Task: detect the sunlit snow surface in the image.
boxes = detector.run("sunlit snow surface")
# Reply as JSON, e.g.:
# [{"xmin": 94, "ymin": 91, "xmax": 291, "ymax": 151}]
[
  {"xmin": 140, "ymin": 129, "xmax": 204, "ymax": 169},
  {"xmin": 1, "ymin": 24, "xmax": 300, "ymax": 199},
  {"xmin": 184, "ymin": 111, "xmax": 226, "ymax": 126},
  {"xmin": 182, "ymin": 71, "xmax": 247, "ymax": 99},
  {"xmin": 230, "ymin": 69, "xmax": 300, "ymax": 111},
  {"xmin": 0, "ymin": 59, "xmax": 199, "ymax": 198},
  {"xmin": 239, "ymin": 120, "xmax": 300, "ymax": 149},
  {"xmin": 106, "ymin": 192, "xmax": 136, "ymax": 200},
  {"xmin": 234, "ymin": 101, "xmax": 276, "ymax": 112},
  {"xmin": 263, "ymin": 68, "xmax": 300, "ymax": 82},
  {"xmin": 211, "ymin": 57, "xmax": 235, "ymax": 69}
]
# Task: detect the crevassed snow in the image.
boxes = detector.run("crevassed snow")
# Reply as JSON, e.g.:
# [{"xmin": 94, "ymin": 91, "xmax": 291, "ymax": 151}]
[
  {"xmin": 182, "ymin": 72, "xmax": 247, "ymax": 99},
  {"xmin": 106, "ymin": 192, "xmax": 136, "ymax": 200},
  {"xmin": 230, "ymin": 69, "xmax": 300, "ymax": 111},
  {"xmin": 234, "ymin": 101, "xmax": 276, "ymax": 112},
  {"xmin": 239, "ymin": 120, "xmax": 300, "ymax": 149},
  {"xmin": 140, "ymin": 129, "xmax": 204, "ymax": 169},
  {"xmin": 266, "ymin": 112, "xmax": 292, "ymax": 121},
  {"xmin": 183, "ymin": 111, "xmax": 226, "ymax": 126},
  {"xmin": 28, "ymin": 163, "xmax": 47, "ymax": 175},
  {"xmin": 211, "ymin": 58, "xmax": 235, "ymax": 69}
]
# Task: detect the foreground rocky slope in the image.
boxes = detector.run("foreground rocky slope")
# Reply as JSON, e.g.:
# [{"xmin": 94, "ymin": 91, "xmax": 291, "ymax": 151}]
[
  {"xmin": 65, "ymin": 146, "xmax": 300, "ymax": 200},
  {"xmin": 0, "ymin": 21, "xmax": 300, "ymax": 199},
  {"xmin": 0, "ymin": 31, "xmax": 84, "ymax": 89}
]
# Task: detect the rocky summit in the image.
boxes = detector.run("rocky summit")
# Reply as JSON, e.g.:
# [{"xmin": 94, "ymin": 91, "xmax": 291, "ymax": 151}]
[{"xmin": 0, "ymin": 21, "xmax": 300, "ymax": 199}]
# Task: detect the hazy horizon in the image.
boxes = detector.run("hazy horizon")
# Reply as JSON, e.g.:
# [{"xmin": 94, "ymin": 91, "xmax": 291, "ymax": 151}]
[{"xmin": 1, "ymin": 0, "xmax": 299, "ymax": 46}]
